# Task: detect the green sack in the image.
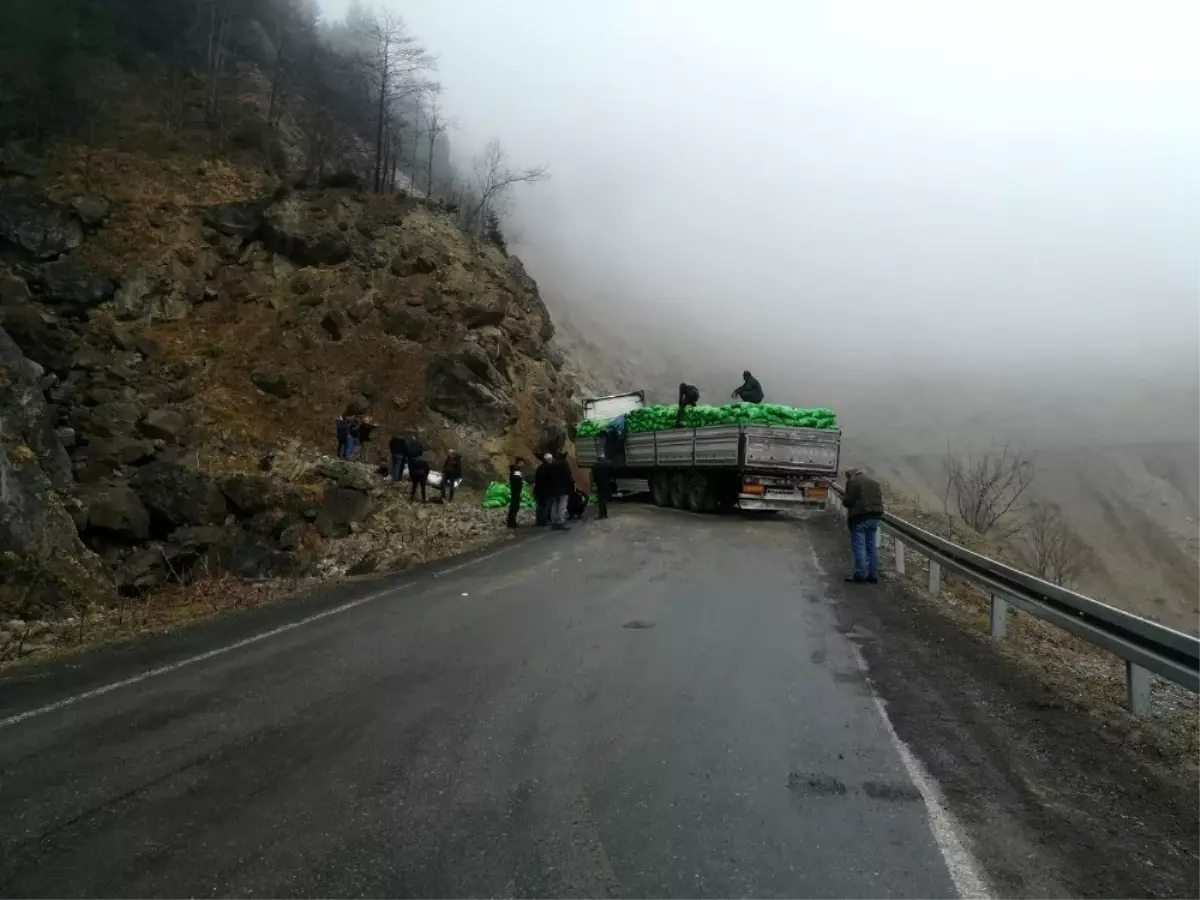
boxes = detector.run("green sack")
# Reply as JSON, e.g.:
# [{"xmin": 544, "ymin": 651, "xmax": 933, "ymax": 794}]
[
  {"xmin": 481, "ymin": 481, "xmax": 535, "ymax": 509},
  {"xmin": 576, "ymin": 402, "xmax": 839, "ymax": 437}
]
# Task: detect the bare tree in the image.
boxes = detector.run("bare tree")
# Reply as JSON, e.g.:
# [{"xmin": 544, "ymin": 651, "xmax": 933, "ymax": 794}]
[
  {"xmin": 353, "ymin": 11, "xmax": 436, "ymax": 193},
  {"xmin": 1018, "ymin": 502, "xmax": 1094, "ymax": 588},
  {"xmin": 422, "ymin": 92, "xmax": 450, "ymax": 199},
  {"xmin": 461, "ymin": 139, "xmax": 549, "ymax": 236},
  {"xmin": 943, "ymin": 442, "xmax": 1035, "ymax": 536}
]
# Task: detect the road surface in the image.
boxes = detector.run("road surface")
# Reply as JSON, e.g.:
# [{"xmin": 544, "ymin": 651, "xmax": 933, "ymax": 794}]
[{"xmin": 1, "ymin": 505, "xmax": 1195, "ymax": 897}]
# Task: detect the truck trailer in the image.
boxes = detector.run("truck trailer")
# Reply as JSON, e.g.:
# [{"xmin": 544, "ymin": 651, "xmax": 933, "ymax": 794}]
[{"xmin": 574, "ymin": 390, "xmax": 842, "ymax": 512}]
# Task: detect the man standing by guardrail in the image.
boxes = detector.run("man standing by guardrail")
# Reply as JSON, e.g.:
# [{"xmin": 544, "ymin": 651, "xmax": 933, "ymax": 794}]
[{"xmin": 843, "ymin": 468, "xmax": 884, "ymax": 584}]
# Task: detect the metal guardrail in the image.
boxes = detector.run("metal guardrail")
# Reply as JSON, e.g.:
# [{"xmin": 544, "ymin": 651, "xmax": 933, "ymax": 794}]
[{"xmin": 829, "ymin": 484, "xmax": 1200, "ymax": 714}]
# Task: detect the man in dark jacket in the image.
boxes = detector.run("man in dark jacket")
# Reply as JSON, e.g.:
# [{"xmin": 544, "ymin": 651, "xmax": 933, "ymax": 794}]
[
  {"xmin": 440, "ymin": 450, "xmax": 462, "ymax": 502},
  {"xmin": 507, "ymin": 457, "xmax": 526, "ymax": 528},
  {"xmin": 389, "ymin": 433, "xmax": 408, "ymax": 482},
  {"xmin": 550, "ymin": 450, "xmax": 574, "ymax": 531},
  {"xmin": 732, "ymin": 370, "xmax": 764, "ymax": 404},
  {"xmin": 592, "ymin": 455, "xmax": 614, "ymax": 520},
  {"xmin": 533, "ymin": 453, "xmax": 555, "ymax": 526},
  {"xmin": 357, "ymin": 416, "xmax": 376, "ymax": 462},
  {"xmin": 336, "ymin": 415, "xmax": 350, "ymax": 459},
  {"xmin": 408, "ymin": 452, "xmax": 430, "ymax": 503},
  {"xmin": 843, "ymin": 468, "xmax": 885, "ymax": 583},
  {"xmin": 343, "ymin": 415, "xmax": 361, "ymax": 459},
  {"xmin": 675, "ymin": 382, "xmax": 700, "ymax": 427}
]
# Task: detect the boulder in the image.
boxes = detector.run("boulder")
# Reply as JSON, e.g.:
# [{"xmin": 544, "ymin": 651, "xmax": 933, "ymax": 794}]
[
  {"xmin": 202, "ymin": 201, "xmax": 264, "ymax": 239},
  {"xmin": 321, "ymin": 308, "xmax": 349, "ymax": 340},
  {"xmin": 424, "ymin": 347, "xmax": 518, "ymax": 432},
  {"xmin": 130, "ymin": 461, "xmax": 228, "ymax": 532},
  {"xmin": 462, "ymin": 291, "xmax": 511, "ymax": 328},
  {"xmin": 262, "ymin": 196, "xmax": 351, "ymax": 266},
  {"xmin": 381, "ymin": 305, "xmax": 432, "ymax": 341},
  {"xmin": 0, "ymin": 273, "xmax": 31, "ymax": 305},
  {"xmin": 313, "ymin": 486, "xmax": 373, "ymax": 538},
  {"xmin": 167, "ymin": 524, "xmax": 227, "ymax": 554},
  {"xmin": 203, "ymin": 530, "xmax": 298, "ymax": 579},
  {"xmin": 0, "ymin": 188, "xmax": 85, "ymax": 260},
  {"xmin": 138, "ymin": 409, "xmax": 187, "ymax": 443},
  {"xmin": 39, "ymin": 261, "xmax": 115, "ymax": 310},
  {"xmin": 116, "ymin": 548, "xmax": 168, "ymax": 592},
  {"xmin": 347, "ymin": 295, "xmax": 374, "ymax": 323},
  {"xmin": 220, "ymin": 473, "xmax": 277, "ymax": 516},
  {"xmin": 71, "ymin": 196, "xmax": 111, "ymax": 227},
  {"xmin": 0, "ymin": 304, "xmax": 78, "ymax": 372},
  {"xmin": 0, "ymin": 148, "xmax": 42, "ymax": 179},
  {"xmin": 315, "ymin": 458, "xmax": 377, "ymax": 492},
  {"xmin": 0, "ymin": 328, "xmax": 113, "ymax": 617},
  {"xmin": 250, "ymin": 369, "xmax": 298, "ymax": 399},
  {"xmin": 112, "ymin": 270, "xmax": 157, "ymax": 321},
  {"xmin": 85, "ymin": 485, "xmax": 151, "ymax": 542},
  {"xmin": 389, "ymin": 251, "xmax": 439, "ymax": 277},
  {"xmin": 83, "ymin": 436, "xmax": 157, "ymax": 467}
]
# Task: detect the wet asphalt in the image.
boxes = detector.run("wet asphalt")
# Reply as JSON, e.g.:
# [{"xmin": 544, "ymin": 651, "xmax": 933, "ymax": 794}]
[{"xmin": 0, "ymin": 505, "xmax": 959, "ymax": 898}]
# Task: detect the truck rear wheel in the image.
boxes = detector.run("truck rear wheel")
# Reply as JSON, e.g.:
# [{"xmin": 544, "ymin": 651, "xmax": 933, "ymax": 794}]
[
  {"xmin": 669, "ymin": 473, "xmax": 688, "ymax": 509},
  {"xmin": 686, "ymin": 472, "xmax": 710, "ymax": 513},
  {"xmin": 651, "ymin": 472, "xmax": 672, "ymax": 507}
]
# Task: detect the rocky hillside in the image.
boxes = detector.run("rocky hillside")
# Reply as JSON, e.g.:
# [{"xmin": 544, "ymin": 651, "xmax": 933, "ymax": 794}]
[{"xmin": 0, "ymin": 146, "xmax": 581, "ymax": 626}]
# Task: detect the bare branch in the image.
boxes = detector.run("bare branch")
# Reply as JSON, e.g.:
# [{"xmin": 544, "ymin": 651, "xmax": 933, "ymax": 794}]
[
  {"xmin": 1016, "ymin": 502, "xmax": 1094, "ymax": 588},
  {"xmin": 943, "ymin": 442, "xmax": 1035, "ymax": 536}
]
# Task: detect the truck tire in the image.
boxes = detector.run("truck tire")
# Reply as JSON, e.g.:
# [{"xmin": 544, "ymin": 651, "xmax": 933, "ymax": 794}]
[
  {"xmin": 669, "ymin": 473, "xmax": 688, "ymax": 509},
  {"xmin": 651, "ymin": 472, "xmax": 672, "ymax": 507},
  {"xmin": 686, "ymin": 472, "xmax": 710, "ymax": 513}
]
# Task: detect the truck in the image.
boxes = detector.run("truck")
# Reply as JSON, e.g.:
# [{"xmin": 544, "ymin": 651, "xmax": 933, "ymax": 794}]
[{"xmin": 574, "ymin": 390, "xmax": 842, "ymax": 512}]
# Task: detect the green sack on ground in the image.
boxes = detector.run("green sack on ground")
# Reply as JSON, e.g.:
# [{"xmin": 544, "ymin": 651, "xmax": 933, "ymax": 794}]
[{"xmin": 481, "ymin": 481, "xmax": 535, "ymax": 509}]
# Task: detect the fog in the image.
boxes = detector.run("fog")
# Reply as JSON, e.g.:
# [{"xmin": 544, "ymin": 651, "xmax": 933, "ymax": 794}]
[{"xmin": 321, "ymin": 0, "xmax": 1199, "ymax": 452}]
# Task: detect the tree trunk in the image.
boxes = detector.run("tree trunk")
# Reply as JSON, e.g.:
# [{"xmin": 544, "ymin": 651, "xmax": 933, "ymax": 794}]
[{"xmin": 373, "ymin": 44, "xmax": 388, "ymax": 193}]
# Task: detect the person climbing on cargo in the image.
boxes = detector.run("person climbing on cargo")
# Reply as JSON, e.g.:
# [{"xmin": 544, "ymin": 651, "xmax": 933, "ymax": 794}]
[
  {"xmin": 675, "ymin": 382, "xmax": 700, "ymax": 427},
  {"xmin": 843, "ymin": 468, "xmax": 884, "ymax": 584},
  {"xmin": 507, "ymin": 457, "xmax": 526, "ymax": 528},
  {"xmin": 732, "ymin": 370, "xmax": 764, "ymax": 404},
  {"xmin": 534, "ymin": 453, "xmax": 555, "ymax": 526}
]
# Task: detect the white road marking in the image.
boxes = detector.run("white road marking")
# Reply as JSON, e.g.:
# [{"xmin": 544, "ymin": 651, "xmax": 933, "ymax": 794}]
[
  {"xmin": 808, "ymin": 543, "xmax": 992, "ymax": 899},
  {"xmin": 0, "ymin": 541, "xmax": 531, "ymax": 731}
]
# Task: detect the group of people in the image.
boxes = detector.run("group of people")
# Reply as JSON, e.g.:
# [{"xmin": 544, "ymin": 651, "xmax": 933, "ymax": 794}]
[
  {"xmin": 335, "ymin": 414, "xmax": 376, "ymax": 461},
  {"xmin": 674, "ymin": 370, "xmax": 766, "ymax": 425},
  {"xmin": 505, "ymin": 449, "xmax": 612, "ymax": 531}
]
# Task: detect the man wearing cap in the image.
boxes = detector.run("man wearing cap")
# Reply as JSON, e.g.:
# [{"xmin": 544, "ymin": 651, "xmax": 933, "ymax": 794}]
[{"xmin": 533, "ymin": 452, "xmax": 555, "ymax": 526}]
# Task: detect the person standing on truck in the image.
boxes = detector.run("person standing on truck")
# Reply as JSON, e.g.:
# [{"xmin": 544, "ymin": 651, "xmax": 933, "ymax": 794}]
[
  {"xmin": 843, "ymin": 468, "xmax": 884, "ymax": 583},
  {"xmin": 732, "ymin": 370, "xmax": 764, "ymax": 404},
  {"xmin": 675, "ymin": 382, "xmax": 700, "ymax": 427}
]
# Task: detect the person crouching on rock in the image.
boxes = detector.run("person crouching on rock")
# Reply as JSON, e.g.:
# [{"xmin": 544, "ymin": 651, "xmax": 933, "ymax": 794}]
[
  {"xmin": 441, "ymin": 450, "xmax": 462, "ymax": 502},
  {"xmin": 409, "ymin": 453, "xmax": 430, "ymax": 503},
  {"xmin": 507, "ymin": 457, "xmax": 526, "ymax": 529}
]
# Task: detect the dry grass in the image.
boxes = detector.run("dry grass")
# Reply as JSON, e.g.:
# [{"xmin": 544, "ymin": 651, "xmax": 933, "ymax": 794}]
[{"xmin": 881, "ymin": 503, "xmax": 1199, "ymax": 776}]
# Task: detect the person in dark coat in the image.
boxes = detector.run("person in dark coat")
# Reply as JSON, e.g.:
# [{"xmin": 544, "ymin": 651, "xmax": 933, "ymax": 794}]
[
  {"xmin": 732, "ymin": 370, "xmax": 764, "ymax": 404},
  {"xmin": 533, "ymin": 453, "xmax": 555, "ymax": 526},
  {"xmin": 550, "ymin": 450, "xmax": 574, "ymax": 531},
  {"xmin": 336, "ymin": 415, "xmax": 350, "ymax": 459},
  {"xmin": 408, "ymin": 453, "xmax": 430, "ymax": 503},
  {"xmin": 843, "ymin": 468, "xmax": 885, "ymax": 583},
  {"xmin": 675, "ymin": 382, "xmax": 700, "ymax": 427},
  {"xmin": 343, "ymin": 416, "xmax": 361, "ymax": 459},
  {"xmin": 593, "ymin": 455, "xmax": 614, "ymax": 520},
  {"xmin": 389, "ymin": 433, "xmax": 408, "ymax": 482},
  {"xmin": 567, "ymin": 486, "xmax": 588, "ymax": 520},
  {"xmin": 507, "ymin": 457, "xmax": 526, "ymax": 529},
  {"xmin": 357, "ymin": 416, "xmax": 376, "ymax": 462},
  {"xmin": 440, "ymin": 450, "xmax": 462, "ymax": 502}
]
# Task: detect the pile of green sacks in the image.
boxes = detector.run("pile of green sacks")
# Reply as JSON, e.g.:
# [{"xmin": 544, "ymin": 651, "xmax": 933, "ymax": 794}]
[
  {"xmin": 481, "ymin": 481, "xmax": 536, "ymax": 509},
  {"xmin": 575, "ymin": 403, "xmax": 838, "ymax": 438}
]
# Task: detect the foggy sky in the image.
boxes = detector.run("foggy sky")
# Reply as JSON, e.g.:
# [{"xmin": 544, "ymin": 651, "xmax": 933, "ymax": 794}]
[{"xmin": 320, "ymin": 0, "xmax": 1199, "ymax": 443}]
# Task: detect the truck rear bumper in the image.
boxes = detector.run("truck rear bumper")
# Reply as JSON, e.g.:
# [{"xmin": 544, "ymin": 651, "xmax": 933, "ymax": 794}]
[{"xmin": 737, "ymin": 495, "xmax": 829, "ymax": 512}]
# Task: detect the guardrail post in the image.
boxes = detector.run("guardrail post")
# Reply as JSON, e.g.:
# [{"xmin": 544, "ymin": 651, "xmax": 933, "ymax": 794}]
[
  {"xmin": 928, "ymin": 561, "xmax": 941, "ymax": 595},
  {"xmin": 989, "ymin": 595, "xmax": 1009, "ymax": 639},
  {"xmin": 1126, "ymin": 662, "xmax": 1151, "ymax": 715},
  {"xmin": 894, "ymin": 539, "xmax": 905, "ymax": 576}
]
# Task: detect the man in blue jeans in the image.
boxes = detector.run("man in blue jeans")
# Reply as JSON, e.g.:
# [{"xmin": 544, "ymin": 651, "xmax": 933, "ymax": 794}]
[{"xmin": 843, "ymin": 468, "xmax": 884, "ymax": 584}]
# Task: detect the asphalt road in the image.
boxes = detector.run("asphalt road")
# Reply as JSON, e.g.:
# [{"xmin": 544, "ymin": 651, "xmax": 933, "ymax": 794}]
[{"xmin": 0, "ymin": 505, "xmax": 968, "ymax": 899}]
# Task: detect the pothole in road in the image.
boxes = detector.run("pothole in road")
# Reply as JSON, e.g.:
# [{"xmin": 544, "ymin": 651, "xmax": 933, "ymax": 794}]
[
  {"xmin": 622, "ymin": 620, "xmax": 656, "ymax": 629},
  {"xmin": 787, "ymin": 772, "xmax": 847, "ymax": 796}
]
